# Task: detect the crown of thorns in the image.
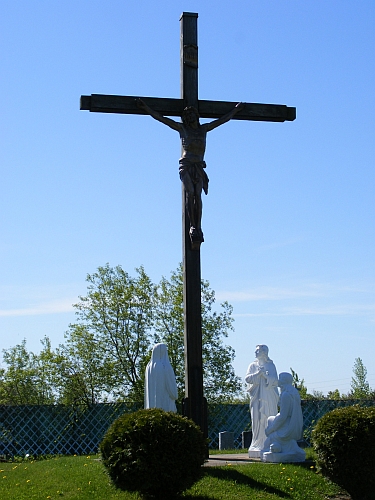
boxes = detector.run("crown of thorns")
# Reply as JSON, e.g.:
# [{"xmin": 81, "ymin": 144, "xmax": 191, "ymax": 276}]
[{"xmin": 182, "ymin": 106, "xmax": 200, "ymax": 122}]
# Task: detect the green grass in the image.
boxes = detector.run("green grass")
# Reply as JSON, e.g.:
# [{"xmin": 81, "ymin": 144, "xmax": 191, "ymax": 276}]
[
  {"xmin": 209, "ymin": 448, "xmax": 249, "ymax": 454},
  {"xmin": 209, "ymin": 447, "xmax": 317, "ymax": 461},
  {"xmin": 0, "ymin": 454, "xmax": 346, "ymax": 500}
]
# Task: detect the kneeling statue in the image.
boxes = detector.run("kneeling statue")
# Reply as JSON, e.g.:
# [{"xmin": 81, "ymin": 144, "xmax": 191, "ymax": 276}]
[{"xmin": 261, "ymin": 372, "xmax": 306, "ymax": 463}]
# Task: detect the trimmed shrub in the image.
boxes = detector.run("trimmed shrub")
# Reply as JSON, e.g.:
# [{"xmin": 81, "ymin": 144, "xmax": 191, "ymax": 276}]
[
  {"xmin": 100, "ymin": 408, "xmax": 207, "ymax": 497},
  {"xmin": 312, "ymin": 405, "xmax": 375, "ymax": 500}
]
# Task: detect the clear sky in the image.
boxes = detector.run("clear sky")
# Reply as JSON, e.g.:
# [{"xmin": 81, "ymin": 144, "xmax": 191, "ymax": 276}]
[{"xmin": 1, "ymin": 1, "xmax": 374, "ymax": 396}]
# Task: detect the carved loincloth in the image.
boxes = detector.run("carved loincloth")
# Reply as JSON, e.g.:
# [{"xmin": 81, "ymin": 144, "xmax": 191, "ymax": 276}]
[{"xmin": 179, "ymin": 159, "xmax": 209, "ymax": 195}]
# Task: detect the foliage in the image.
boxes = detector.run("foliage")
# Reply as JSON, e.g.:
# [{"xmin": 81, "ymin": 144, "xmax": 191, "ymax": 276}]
[
  {"xmin": 225, "ymin": 390, "xmax": 249, "ymax": 403},
  {"xmin": 0, "ymin": 334, "xmax": 113, "ymax": 406},
  {"xmin": 68, "ymin": 264, "xmax": 155, "ymax": 402},
  {"xmin": 153, "ymin": 268, "xmax": 185, "ymax": 397},
  {"xmin": 201, "ymin": 288, "xmax": 240, "ymax": 402},
  {"xmin": 290, "ymin": 367, "xmax": 309, "ymax": 399},
  {"xmin": 154, "ymin": 265, "xmax": 241, "ymax": 402},
  {"xmin": 312, "ymin": 405, "xmax": 375, "ymax": 500},
  {"xmin": 100, "ymin": 408, "xmax": 206, "ymax": 497},
  {"xmin": 290, "ymin": 368, "xmax": 339, "ymax": 400},
  {"xmin": 56, "ymin": 325, "xmax": 117, "ymax": 405},
  {"xmin": 0, "ymin": 338, "xmax": 58, "ymax": 405},
  {"xmin": 350, "ymin": 357, "xmax": 372, "ymax": 398},
  {"xmin": 1, "ymin": 263, "xmax": 241, "ymax": 405},
  {"xmin": 309, "ymin": 389, "xmax": 325, "ymax": 400},
  {"xmin": 326, "ymin": 388, "xmax": 341, "ymax": 400}
]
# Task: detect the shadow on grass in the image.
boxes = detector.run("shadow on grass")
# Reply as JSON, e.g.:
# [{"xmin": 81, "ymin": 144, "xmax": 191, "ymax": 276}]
[
  {"xmin": 201, "ymin": 467, "xmax": 291, "ymax": 499},
  {"xmin": 174, "ymin": 495, "xmax": 213, "ymax": 500}
]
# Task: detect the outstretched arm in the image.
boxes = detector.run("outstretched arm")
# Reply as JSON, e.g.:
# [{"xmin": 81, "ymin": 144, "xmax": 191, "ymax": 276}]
[
  {"xmin": 136, "ymin": 99, "xmax": 181, "ymax": 131},
  {"xmin": 205, "ymin": 102, "xmax": 245, "ymax": 132}
]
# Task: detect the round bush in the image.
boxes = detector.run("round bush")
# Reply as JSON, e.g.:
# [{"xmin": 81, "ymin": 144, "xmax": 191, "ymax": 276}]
[
  {"xmin": 312, "ymin": 405, "xmax": 375, "ymax": 500},
  {"xmin": 100, "ymin": 408, "xmax": 207, "ymax": 497}
]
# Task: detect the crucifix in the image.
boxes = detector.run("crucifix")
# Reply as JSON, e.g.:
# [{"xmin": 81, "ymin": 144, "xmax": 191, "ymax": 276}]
[{"xmin": 80, "ymin": 12, "xmax": 295, "ymax": 435}]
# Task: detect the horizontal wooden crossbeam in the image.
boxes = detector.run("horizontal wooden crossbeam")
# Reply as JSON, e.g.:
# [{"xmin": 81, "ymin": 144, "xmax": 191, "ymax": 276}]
[{"xmin": 80, "ymin": 94, "xmax": 296, "ymax": 122}]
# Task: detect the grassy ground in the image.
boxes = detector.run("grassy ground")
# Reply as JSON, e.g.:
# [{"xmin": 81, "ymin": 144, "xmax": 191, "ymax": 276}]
[
  {"xmin": 0, "ymin": 453, "xmax": 347, "ymax": 500},
  {"xmin": 210, "ymin": 447, "xmax": 317, "ymax": 461}
]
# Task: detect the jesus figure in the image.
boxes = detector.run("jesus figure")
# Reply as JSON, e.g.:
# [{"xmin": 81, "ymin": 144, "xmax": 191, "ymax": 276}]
[{"xmin": 137, "ymin": 99, "xmax": 244, "ymax": 244}]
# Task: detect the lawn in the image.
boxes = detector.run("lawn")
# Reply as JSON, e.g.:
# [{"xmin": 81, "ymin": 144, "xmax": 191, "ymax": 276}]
[{"xmin": 0, "ymin": 454, "xmax": 347, "ymax": 500}]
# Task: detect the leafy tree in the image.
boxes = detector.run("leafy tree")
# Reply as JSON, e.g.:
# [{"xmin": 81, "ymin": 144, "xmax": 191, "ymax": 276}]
[
  {"xmin": 310, "ymin": 389, "xmax": 325, "ymax": 400},
  {"xmin": 153, "ymin": 269, "xmax": 185, "ymax": 396},
  {"xmin": 290, "ymin": 367, "xmax": 309, "ymax": 399},
  {"xmin": 201, "ymin": 283, "xmax": 241, "ymax": 402},
  {"xmin": 56, "ymin": 325, "xmax": 117, "ymax": 405},
  {"xmin": 35, "ymin": 336, "xmax": 67, "ymax": 402},
  {"xmin": 1, "ymin": 264, "xmax": 241, "ymax": 405},
  {"xmin": 66, "ymin": 264, "xmax": 155, "ymax": 402},
  {"xmin": 154, "ymin": 265, "xmax": 241, "ymax": 402},
  {"xmin": 327, "ymin": 389, "xmax": 342, "ymax": 400},
  {"xmin": 350, "ymin": 357, "xmax": 371, "ymax": 399},
  {"xmin": 290, "ymin": 368, "xmax": 328, "ymax": 400},
  {"xmin": 0, "ymin": 338, "xmax": 57, "ymax": 405}
]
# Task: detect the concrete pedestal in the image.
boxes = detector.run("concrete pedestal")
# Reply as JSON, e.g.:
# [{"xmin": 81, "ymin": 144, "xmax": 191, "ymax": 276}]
[{"xmin": 262, "ymin": 449, "xmax": 306, "ymax": 463}]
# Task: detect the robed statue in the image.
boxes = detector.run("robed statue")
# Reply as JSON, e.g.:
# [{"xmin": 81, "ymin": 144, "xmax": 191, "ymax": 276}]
[
  {"xmin": 245, "ymin": 344, "xmax": 279, "ymax": 458},
  {"xmin": 144, "ymin": 343, "xmax": 178, "ymax": 412}
]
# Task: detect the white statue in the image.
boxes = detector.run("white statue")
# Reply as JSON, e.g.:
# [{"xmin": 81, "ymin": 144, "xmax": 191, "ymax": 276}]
[
  {"xmin": 245, "ymin": 345, "xmax": 279, "ymax": 458},
  {"xmin": 261, "ymin": 372, "xmax": 306, "ymax": 463},
  {"xmin": 144, "ymin": 343, "xmax": 178, "ymax": 412}
]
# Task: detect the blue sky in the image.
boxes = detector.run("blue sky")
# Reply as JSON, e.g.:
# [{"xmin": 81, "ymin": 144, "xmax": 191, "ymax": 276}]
[{"xmin": 1, "ymin": 1, "xmax": 374, "ymax": 395}]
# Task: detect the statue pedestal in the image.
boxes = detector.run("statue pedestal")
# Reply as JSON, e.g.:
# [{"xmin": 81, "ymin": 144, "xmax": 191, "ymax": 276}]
[
  {"xmin": 261, "ymin": 449, "xmax": 306, "ymax": 463},
  {"xmin": 248, "ymin": 449, "xmax": 261, "ymax": 458}
]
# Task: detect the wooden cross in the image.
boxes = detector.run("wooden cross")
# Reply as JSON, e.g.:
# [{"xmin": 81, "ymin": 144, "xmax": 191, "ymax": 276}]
[{"xmin": 80, "ymin": 12, "xmax": 295, "ymax": 434}]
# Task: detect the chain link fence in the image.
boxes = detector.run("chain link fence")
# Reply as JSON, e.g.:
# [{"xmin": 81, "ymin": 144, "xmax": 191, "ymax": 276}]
[{"xmin": 1, "ymin": 399, "xmax": 374, "ymax": 456}]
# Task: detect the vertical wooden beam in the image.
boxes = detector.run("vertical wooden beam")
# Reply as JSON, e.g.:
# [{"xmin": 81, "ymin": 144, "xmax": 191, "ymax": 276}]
[
  {"xmin": 180, "ymin": 12, "xmax": 198, "ymax": 108},
  {"xmin": 180, "ymin": 12, "xmax": 207, "ymax": 436}
]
